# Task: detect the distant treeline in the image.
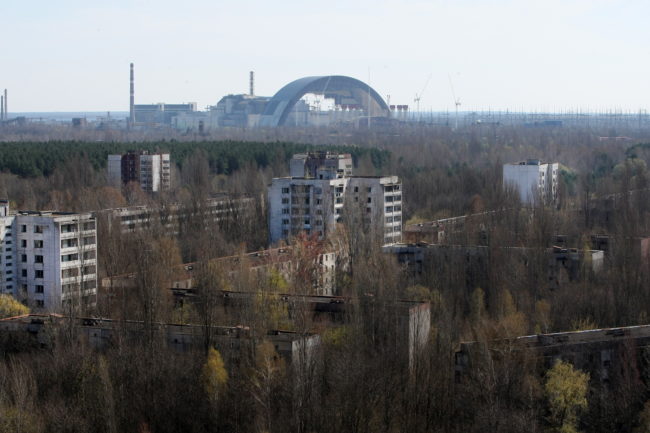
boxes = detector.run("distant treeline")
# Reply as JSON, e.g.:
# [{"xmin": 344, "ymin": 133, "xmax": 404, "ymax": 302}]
[{"xmin": 0, "ymin": 141, "xmax": 392, "ymax": 177}]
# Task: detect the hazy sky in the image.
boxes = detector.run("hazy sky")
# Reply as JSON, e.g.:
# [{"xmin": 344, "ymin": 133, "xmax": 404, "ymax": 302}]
[{"xmin": 4, "ymin": 0, "xmax": 650, "ymax": 112}]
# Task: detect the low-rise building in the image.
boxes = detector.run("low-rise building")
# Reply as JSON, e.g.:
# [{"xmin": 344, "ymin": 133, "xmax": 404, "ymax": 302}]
[
  {"xmin": 455, "ymin": 324, "xmax": 650, "ymax": 383},
  {"xmin": 0, "ymin": 313, "xmax": 320, "ymax": 365},
  {"xmin": 173, "ymin": 290, "xmax": 430, "ymax": 368},
  {"xmin": 96, "ymin": 193, "xmax": 255, "ymax": 236},
  {"xmin": 103, "ymin": 244, "xmax": 340, "ymax": 296},
  {"xmin": 383, "ymin": 242, "xmax": 604, "ymax": 290}
]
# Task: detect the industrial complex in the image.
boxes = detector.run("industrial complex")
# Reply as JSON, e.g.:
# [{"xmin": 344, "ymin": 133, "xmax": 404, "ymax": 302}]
[
  {"xmin": 3, "ymin": 63, "xmax": 650, "ymax": 131},
  {"xmin": 127, "ymin": 65, "xmax": 393, "ymax": 131}
]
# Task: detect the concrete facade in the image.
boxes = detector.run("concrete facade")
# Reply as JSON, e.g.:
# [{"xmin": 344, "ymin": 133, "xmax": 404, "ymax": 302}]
[
  {"xmin": 0, "ymin": 314, "xmax": 320, "ymax": 365},
  {"xmin": 104, "ymin": 244, "xmax": 340, "ymax": 296},
  {"xmin": 133, "ymin": 102, "xmax": 197, "ymax": 125},
  {"xmin": 107, "ymin": 151, "xmax": 171, "ymax": 192},
  {"xmin": 269, "ymin": 153, "xmax": 402, "ymax": 245},
  {"xmin": 503, "ymin": 159, "xmax": 559, "ymax": 204},
  {"xmin": 455, "ymin": 324, "xmax": 650, "ymax": 383},
  {"xmin": 383, "ymin": 242, "xmax": 604, "ymax": 290},
  {"xmin": 97, "ymin": 194, "xmax": 254, "ymax": 237},
  {"xmin": 0, "ymin": 203, "xmax": 97, "ymax": 311}
]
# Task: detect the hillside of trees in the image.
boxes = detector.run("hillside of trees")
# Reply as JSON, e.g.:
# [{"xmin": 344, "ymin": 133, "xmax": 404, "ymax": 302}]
[{"xmin": 0, "ymin": 123, "xmax": 649, "ymax": 432}]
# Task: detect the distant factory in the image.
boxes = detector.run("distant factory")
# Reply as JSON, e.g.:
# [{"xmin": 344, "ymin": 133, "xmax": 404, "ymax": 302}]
[
  {"xmin": 127, "ymin": 64, "xmax": 391, "ymax": 131},
  {"xmin": 128, "ymin": 63, "xmax": 197, "ymax": 128}
]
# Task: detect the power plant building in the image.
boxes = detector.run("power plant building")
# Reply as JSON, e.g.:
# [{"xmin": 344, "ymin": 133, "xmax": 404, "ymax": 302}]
[
  {"xmin": 133, "ymin": 102, "xmax": 197, "ymax": 125},
  {"xmin": 127, "ymin": 63, "xmax": 197, "ymax": 127},
  {"xmin": 173, "ymin": 75, "xmax": 391, "ymax": 131}
]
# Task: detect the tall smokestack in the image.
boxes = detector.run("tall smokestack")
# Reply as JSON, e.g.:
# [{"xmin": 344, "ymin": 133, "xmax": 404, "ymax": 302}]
[
  {"xmin": 249, "ymin": 71, "xmax": 254, "ymax": 96},
  {"xmin": 129, "ymin": 63, "xmax": 135, "ymax": 125},
  {"xmin": 3, "ymin": 89, "xmax": 6, "ymax": 120}
]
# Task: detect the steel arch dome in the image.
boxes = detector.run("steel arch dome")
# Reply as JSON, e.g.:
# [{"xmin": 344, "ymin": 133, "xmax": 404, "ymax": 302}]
[{"xmin": 259, "ymin": 75, "xmax": 389, "ymax": 127}]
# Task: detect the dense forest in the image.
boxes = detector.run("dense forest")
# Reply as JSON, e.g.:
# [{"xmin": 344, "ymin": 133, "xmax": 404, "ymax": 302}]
[
  {"xmin": 0, "ymin": 123, "xmax": 650, "ymax": 432},
  {"xmin": 0, "ymin": 141, "xmax": 391, "ymax": 178}
]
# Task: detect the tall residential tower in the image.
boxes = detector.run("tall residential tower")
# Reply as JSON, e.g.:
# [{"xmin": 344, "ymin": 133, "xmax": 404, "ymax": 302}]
[
  {"xmin": 503, "ymin": 159, "xmax": 559, "ymax": 204},
  {"xmin": 108, "ymin": 151, "xmax": 171, "ymax": 192},
  {"xmin": 268, "ymin": 152, "xmax": 402, "ymax": 245},
  {"xmin": 0, "ymin": 201, "xmax": 97, "ymax": 311}
]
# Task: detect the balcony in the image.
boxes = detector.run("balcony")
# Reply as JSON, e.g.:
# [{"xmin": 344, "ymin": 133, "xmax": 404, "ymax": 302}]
[{"xmin": 60, "ymin": 231, "xmax": 80, "ymax": 239}]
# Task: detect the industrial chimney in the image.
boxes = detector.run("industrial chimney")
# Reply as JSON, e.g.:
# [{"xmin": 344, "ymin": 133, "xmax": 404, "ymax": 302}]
[
  {"xmin": 249, "ymin": 71, "xmax": 254, "ymax": 96},
  {"xmin": 3, "ymin": 89, "xmax": 6, "ymax": 120},
  {"xmin": 129, "ymin": 63, "xmax": 135, "ymax": 125}
]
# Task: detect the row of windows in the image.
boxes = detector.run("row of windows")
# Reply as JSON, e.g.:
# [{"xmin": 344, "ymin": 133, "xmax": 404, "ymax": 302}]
[
  {"xmin": 20, "ymin": 224, "xmax": 44, "ymax": 233},
  {"xmin": 61, "ymin": 266, "xmax": 96, "ymax": 279},
  {"xmin": 281, "ymin": 204, "xmax": 399, "ymax": 218},
  {"xmin": 290, "ymin": 185, "xmax": 320, "ymax": 194},
  {"xmin": 60, "ymin": 222, "xmax": 95, "ymax": 233},
  {"xmin": 281, "ymin": 218, "xmax": 324, "ymax": 226},
  {"xmin": 62, "ymin": 280, "xmax": 96, "ymax": 293},
  {"xmin": 61, "ymin": 238, "xmax": 77, "ymax": 248},
  {"xmin": 281, "ymin": 229, "xmax": 324, "ymax": 237},
  {"xmin": 6, "ymin": 250, "xmax": 96, "ymax": 267},
  {"xmin": 284, "ymin": 197, "xmax": 327, "ymax": 206},
  {"xmin": 17, "ymin": 240, "xmax": 44, "ymax": 248},
  {"xmin": 61, "ymin": 251, "xmax": 95, "ymax": 261},
  {"xmin": 59, "ymin": 236, "xmax": 96, "ymax": 246},
  {"xmin": 62, "ymin": 253, "xmax": 78, "ymax": 262},
  {"xmin": 5, "ymin": 221, "xmax": 96, "ymax": 237},
  {"xmin": 17, "ymin": 283, "xmax": 45, "ymax": 294},
  {"xmin": 21, "ymin": 254, "xmax": 43, "ymax": 263}
]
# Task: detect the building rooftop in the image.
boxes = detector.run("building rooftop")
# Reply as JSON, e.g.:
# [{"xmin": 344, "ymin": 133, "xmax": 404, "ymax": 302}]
[
  {"xmin": 273, "ymin": 175, "xmax": 399, "ymax": 181},
  {"xmin": 458, "ymin": 323, "xmax": 650, "ymax": 353},
  {"xmin": 505, "ymin": 159, "xmax": 557, "ymax": 166},
  {"xmin": 292, "ymin": 152, "xmax": 352, "ymax": 159},
  {"xmin": 17, "ymin": 210, "xmax": 79, "ymax": 216}
]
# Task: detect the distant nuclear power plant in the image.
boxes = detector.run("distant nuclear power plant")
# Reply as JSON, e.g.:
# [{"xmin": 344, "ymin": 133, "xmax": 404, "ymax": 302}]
[{"xmin": 126, "ymin": 63, "xmax": 393, "ymax": 131}]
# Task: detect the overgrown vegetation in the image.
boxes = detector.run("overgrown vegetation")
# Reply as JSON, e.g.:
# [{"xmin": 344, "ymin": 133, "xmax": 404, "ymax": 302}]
[{"xmin": 0, "ymin": 124, "xmax": 649, "ymax": 432}]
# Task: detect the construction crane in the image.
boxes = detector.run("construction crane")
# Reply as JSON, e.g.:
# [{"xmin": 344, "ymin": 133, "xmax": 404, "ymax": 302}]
[
  {"xmin": 414, "ymin": 73, "xmax": 432, "ymax": 119},
  {"xmin": 448, "ymin": 74, "xmax": 462, "ymax": 129}
]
